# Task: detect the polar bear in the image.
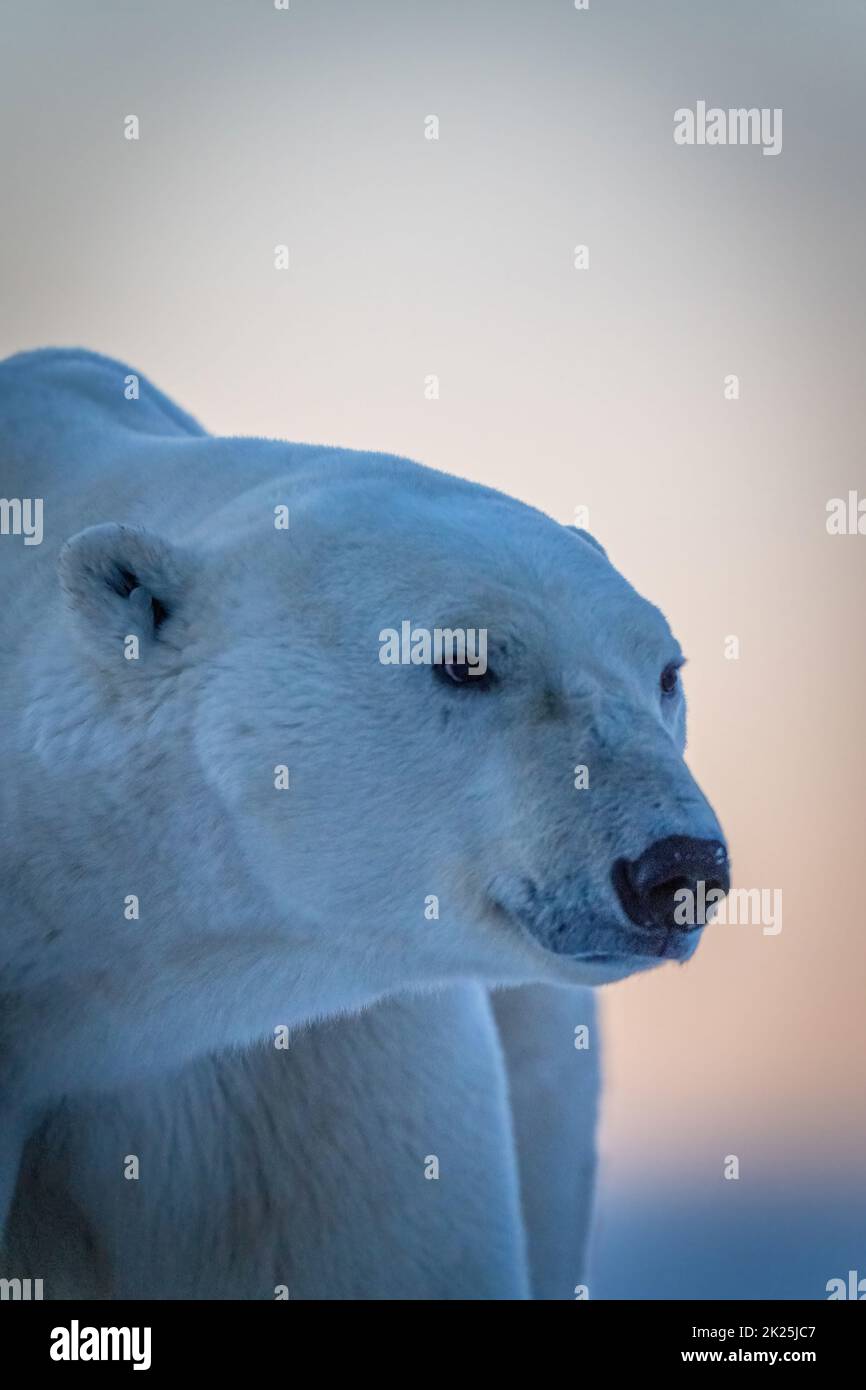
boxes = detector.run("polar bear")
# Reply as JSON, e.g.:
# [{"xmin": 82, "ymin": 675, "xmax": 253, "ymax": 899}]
[{"xmin": 0, "ymin": 348, "xmax": 728, "ymax": 1297}]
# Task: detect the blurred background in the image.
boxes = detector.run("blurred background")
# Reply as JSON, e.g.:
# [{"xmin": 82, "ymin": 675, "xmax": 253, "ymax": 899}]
[{"xmin": 1, "ymin": 0, "xmax": 863, "ymax": 1297}]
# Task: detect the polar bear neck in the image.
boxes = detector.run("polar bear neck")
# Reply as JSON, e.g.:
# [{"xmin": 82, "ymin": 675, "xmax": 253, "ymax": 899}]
[{"xmin": 0, "ymin": 641, "xmax": 416, "ymax": 1110}]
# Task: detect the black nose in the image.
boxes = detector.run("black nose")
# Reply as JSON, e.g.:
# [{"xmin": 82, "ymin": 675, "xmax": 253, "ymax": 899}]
[{"xmin": 612, "ymin": 835, "xmax": 730, "ymax": 932}]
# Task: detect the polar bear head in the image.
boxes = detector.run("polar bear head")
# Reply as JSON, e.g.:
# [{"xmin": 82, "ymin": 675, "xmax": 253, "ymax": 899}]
[{"xmin": 59, "ymin": 450, "xmax": 728, "ymax": 1001}]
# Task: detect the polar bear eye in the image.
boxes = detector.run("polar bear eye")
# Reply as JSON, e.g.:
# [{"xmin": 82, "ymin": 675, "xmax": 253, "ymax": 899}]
[
  {"xmin": 434, "ymin": 661, "xmax": 493, "ymax": 691},
  {"xmin": 660, "ymin": 662, "xmax": 680, "ymax": 696}
]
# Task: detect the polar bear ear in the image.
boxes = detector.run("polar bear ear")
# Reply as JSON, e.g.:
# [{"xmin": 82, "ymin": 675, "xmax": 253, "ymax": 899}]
[
  {"xmin": 569, "ymin": 525, "xmax": 608, "ymax": 558},
  {"xmin": 58, "ymin": 522, "xmax": 187, "ymax": 655}
]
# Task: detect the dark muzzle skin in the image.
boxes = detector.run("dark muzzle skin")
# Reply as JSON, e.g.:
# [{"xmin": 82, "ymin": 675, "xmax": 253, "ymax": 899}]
[{"xmin": 612, "ymin": 835, "xmax": 730, "ymax": 933}]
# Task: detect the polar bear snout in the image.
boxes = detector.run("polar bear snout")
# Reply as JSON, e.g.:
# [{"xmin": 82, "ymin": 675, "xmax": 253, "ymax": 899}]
[{"xmin": 612, "ymin": 835, "xmax": 730, "ymax": 933}]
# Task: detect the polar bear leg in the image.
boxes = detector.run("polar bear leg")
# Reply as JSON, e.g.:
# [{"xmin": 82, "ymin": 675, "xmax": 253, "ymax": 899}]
[
  {"xmin": 0, "ymin": 1103, "xmax": 34, "ymax": 1260},
  {"xmin": 8, "ymin": 984, "xmax": 530, "ymax": 1299},
  {"xmin": 492, "ymin": 983, "xmax": 600, "ymax": 1300}
]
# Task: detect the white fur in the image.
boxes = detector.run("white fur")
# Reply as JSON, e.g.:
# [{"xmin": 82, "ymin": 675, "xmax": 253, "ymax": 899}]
[
  {"xmin": 0, "ymin": 349, "xmax": 722, "ymax": 1295},
  {"xmin": 8, "ymin": 987, "xmax": 530, "ymax": 1299}
]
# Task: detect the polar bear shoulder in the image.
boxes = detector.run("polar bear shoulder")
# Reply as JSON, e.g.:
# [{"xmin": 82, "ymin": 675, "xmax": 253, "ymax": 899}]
[{"xmin": 0, "ymin": 346, "xmax": 206, "ymax": 441}]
